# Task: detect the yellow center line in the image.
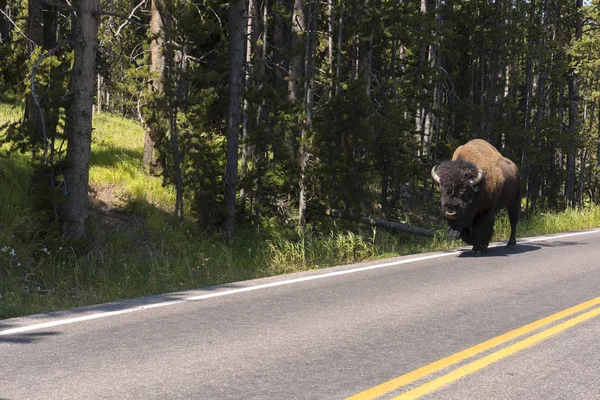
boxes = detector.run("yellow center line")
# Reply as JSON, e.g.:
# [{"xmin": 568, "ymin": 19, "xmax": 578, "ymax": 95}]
[
  {"xmin": 346, "ymin": 297, "xmax": 600, "ymax": 400},
  {"xmin": 393, "ymin": 305, "xmax": 600, "ymax": 399}
]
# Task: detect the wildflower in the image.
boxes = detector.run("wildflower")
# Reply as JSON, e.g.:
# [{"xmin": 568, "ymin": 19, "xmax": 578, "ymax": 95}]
[
  {"xmin": 9, "ymin": 249, "xmax": 15, "ymax": 256},
  {"xmin": 17, "ymin": 263, "xmax": 21, "ymax": 267},
  {"xmin": 41, "ymin": 248, "xmax": 51, "ymax": 255},
  {"xmin": 1, "ymin": 246, "xmax": 7, "ymax": 253}
]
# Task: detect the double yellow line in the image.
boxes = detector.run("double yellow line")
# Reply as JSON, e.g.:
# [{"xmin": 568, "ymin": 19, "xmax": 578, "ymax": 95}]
[{"xmin": 348, "ymin": 297, "xmax": 600, "ymax": 400}]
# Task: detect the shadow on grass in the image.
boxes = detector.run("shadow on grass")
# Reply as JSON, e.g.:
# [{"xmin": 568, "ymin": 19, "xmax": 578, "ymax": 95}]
[{"xmin": 90, "ymin": 147, "xmax": 143, "ymax": 168}]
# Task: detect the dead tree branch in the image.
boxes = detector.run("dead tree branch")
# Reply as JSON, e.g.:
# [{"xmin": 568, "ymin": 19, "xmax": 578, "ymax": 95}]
[
  {"xmin": 115, "ymin": 0, "xmax": 148, "ymax": 37},
  {"xmin": 0, "ymin": 7, "xmax": 34, "ymax": 45},
  {"xmin": 94, "ymin": 10, "xmax": 147, "ymax": 27}
]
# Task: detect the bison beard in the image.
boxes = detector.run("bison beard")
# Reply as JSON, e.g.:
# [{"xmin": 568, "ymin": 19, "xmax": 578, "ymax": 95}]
[{"xmin": 432, "ymin": 139, "xmax": 521, "ymax": 254}]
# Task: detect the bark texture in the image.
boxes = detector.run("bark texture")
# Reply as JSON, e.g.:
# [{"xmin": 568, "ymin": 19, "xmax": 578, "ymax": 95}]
[
  {"xmin": 142, "ymin": 0, "xmax": 164, "ymax": 173},
  {"xmin": 223, "ymin": 0, "xmax": 246, "ymax": 240},
  {"xmin": 62, "ymin": 0, "xmax": 99, "ymax": 238}
]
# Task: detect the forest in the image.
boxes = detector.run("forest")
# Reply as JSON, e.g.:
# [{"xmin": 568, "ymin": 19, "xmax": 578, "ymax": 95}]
[{"xmin": 1, "ymin": 0, "xmax": 600, "ymax": 315}]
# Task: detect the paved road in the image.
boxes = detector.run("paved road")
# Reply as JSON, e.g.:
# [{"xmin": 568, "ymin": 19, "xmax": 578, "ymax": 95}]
[{"xmin": 2, "ymin": 230, "xmax": 600, "ymax": 400}]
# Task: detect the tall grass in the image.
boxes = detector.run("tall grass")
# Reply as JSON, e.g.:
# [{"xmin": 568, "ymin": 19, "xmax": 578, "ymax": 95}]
[
  {"xmin": 494, "ymin": 207, "xmax": 600, "ymax": 240},
  {"xmin": 2, "ymin": 103, "xmax": 600, "ymax": 318}
]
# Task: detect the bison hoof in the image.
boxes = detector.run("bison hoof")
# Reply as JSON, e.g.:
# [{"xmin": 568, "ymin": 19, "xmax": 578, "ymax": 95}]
[
  {"xmin": 470, "ymin": 247, "xmax": 487, "ymax": 256},
  {"xmin": 506, "ymin": 243, "xmax": 516, "ymax": 249}
]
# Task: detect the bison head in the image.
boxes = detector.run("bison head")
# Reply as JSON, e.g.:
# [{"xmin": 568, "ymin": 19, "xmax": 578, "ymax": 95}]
[{"xmin": 431, "ymin": 160, "xmax": 484, "ymax": 238}]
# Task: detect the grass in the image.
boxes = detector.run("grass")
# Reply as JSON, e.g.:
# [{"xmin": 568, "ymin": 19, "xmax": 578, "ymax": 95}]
[
  {"xmin": 2, "ymin": 101, "xmax": 600, "ymax": 319},
  {"xmin": 89, "ymin": 113, "xmax": 179, "ymax": 212}
]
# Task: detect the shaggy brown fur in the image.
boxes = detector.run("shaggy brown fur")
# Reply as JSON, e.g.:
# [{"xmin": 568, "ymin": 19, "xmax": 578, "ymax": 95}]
[{"xmin": 433, "ymin": 139, "xmax": 521, "ymax": 253}]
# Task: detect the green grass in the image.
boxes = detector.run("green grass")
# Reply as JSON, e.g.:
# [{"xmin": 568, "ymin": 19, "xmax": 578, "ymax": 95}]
[
  {"xmin": 89, "ymin": 113, "xmax": 179, "ymax": 212},
  {"xmin": 2, "ymin": 102, "xmax": 600, "ymax": 319}
]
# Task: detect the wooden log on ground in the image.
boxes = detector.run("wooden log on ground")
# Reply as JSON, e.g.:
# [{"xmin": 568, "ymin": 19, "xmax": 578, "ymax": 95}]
[{"xmin": 324, "ymin": 208, "xmax": 435, "ymax": 237}]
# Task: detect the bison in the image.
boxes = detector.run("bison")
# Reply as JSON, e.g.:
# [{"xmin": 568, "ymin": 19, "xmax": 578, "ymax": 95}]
[{"xmin": 431, "ymin": 139, "xmax": 521, "ymax": 254}]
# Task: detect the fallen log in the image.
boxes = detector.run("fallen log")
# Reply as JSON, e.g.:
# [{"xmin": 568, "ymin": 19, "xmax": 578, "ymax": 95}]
[{"xmin": 324, "ymin": 208, "xmax": 435, "ymax": 237}]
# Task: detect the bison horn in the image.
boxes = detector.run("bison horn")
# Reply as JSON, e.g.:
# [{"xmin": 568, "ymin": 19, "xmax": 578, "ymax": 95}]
[
  {"xmin": 431, "ymin": 165, "xmax": 441, "ymax": 183},
  {"xmin": 469, "ymin": 166, "xmax": 484, "ymax": 185}
]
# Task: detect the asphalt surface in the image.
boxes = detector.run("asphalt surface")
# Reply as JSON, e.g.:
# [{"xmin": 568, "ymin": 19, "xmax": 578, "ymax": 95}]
[{"xmin": 2, "ymin": 230, "xmax": 600, "ymax": 399}]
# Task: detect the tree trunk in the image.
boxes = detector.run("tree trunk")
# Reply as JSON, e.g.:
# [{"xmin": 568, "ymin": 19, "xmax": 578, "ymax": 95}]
[
  {"xmin": 272, "ymin": 0, "xmax": 287, "ymax": 94},
  {"xmin": 334, "ymin": 0, "xmax": 344, "ymax": 98},
  {"xmin": 223, "ymin": 0, "xmax": 246, "ymax": 240},
  {"xmin": 289, "ymin": 0, "xmax": 307, "ymax": 95},
  {"xmin": 0, "ymin": 0, "xmax": 7, "ymax": 43},
  {"xmin": 143, "ymin": 0, "xmax": 164, "ymax": 173},
  {"xmin": 25, "ymin": 0, "xmax": 44, "ymax": 131},
  {"xmin": 596, "ymin": 72, "xmax": 600, "ymax": 166},
  {"xmin": 415, "ymin": 0, "xmax": 427, "ymax": 159},
  {"xmin": 62, "ymin": 0, "xmax": 99, "ymax": 239},
  {"xmin": 240, "ymin": 0, "xmax": 258, "ymax": 212},
  {"xmin": 252, "ymin": 0, "xmax": 270, "ymax": 228},
  {"xmin": 530, "ymin": 0, "xmax": 548, "ymax": 210},
  {"xmin": 164, "ymin": 11, "xmax": 185, "ymax": 222},
  {"xmin": 298, "ymin": 0, "xmax": 317, "ymax": 231},
  {"xmin": 529, "ymin": 64, "xmax": 546, "ymax": 210},
  {"xmin": 577, "ymin": 150, "xmax": 586, "ymax": 208},
  {"xmin": 358, "ymin": 0, "xmax": 373, "ymax": 95},
  {"xmin": 380, "ymin": 159, "xmax": 389, "ymax": 219},
  {"xmin": 271, "ymin": 0, "xmax": 288, "ymax": 162},
  {"xmin": 96, "ymin": 74, "xmax": 102, "ymax": 114},
  {"xmin": 430, "ymin": 0, "xmax": 442, "ymax": 162},
  {"xmin": 521, "ymin": 2, "xmax": 535, "ymax": 211},
  {"xmin": 327, "ymin": 0, "xmax": 333, "ymax": 98},
  {"xmin": 288, "ymin": 0, "xmax": 306, "ymax": 160},
  {"xmin": 565, "ymin": 0, "xmax": 583, "ymax": 207}
]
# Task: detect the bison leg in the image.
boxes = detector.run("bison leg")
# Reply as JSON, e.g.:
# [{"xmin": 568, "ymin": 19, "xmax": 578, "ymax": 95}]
[
  {"xmin": 507, "ymin": 197, "xmax": 520, "ymax": 248},
  {"xmin": 460, "ymin": 228, "xmax": 473, "ymax": 245},
  {"xmin": 471, "ymin": 211, "xmax": 495, "ymax": 253}
]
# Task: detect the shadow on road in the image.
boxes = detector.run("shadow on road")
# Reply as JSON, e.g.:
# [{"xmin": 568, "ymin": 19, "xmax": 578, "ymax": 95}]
[
  {"xmin": 0, "ymin": 330, "xmax": 59, "ymax": 344},
  {"xmin": 0, "ymin": 282, "xmax": 252, "ymax": 342},
  {"xmin": 457, "ymin": 240, "xmax": 587, "ymax": 258}
]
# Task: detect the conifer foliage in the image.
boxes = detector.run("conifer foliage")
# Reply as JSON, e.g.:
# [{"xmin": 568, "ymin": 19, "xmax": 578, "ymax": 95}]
[{"xmin": 1, "ymin": 0, "xmax": 600, "ymax": 239}]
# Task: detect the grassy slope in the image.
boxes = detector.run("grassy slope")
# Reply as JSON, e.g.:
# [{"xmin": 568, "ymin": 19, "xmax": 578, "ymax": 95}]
[{"xmin": 1, "ymin": 102, "xmax": 600, "ymax": 318}]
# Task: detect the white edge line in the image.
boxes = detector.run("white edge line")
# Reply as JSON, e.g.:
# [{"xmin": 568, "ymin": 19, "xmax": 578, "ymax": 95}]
[{"xmin": 2, "ymin": 229, "xmax": 599, "ymax": 336}]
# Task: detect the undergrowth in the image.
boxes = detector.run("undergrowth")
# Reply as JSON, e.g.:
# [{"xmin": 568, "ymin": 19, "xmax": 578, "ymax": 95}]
[{"xmin": 2, "ymin": 102, "xmax": 600, "ymax": 318}]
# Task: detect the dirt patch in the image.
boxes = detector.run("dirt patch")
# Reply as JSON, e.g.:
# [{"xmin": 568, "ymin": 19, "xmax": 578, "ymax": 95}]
[
  {"xmin": 89, "ymin": 183, "xmax": 145, "ymax": 230},
  {"xmin": 89, "ymin": 183, "xmax": 123, "ymax": 211}
]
